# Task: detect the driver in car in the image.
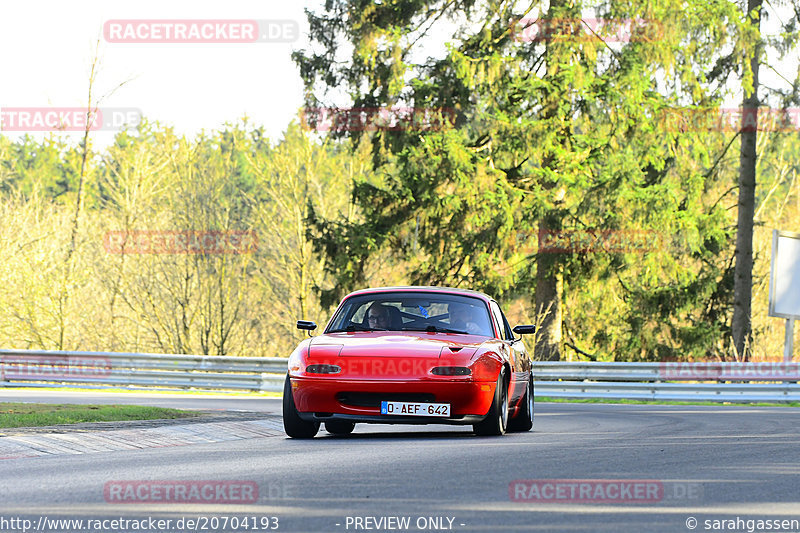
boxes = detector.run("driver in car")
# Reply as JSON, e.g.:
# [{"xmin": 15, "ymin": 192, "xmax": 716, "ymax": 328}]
[
  {"xmin": 449, "ymin": 303, "xmax": 483, "ymax": 335},
  {"xmin": 366, "ymin": 303, "xmax": 391, "ymax": 330}
]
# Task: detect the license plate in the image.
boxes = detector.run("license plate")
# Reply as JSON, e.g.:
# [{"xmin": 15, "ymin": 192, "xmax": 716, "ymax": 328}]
[{"xmin": 380, "ymin": 401, "xmax": 450, "ymax": 417}]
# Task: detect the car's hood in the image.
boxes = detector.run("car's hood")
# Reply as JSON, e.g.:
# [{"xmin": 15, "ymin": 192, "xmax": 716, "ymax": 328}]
[{"xmin": 309, "ymin": 331, "xmax": 486, "ymax": 359}]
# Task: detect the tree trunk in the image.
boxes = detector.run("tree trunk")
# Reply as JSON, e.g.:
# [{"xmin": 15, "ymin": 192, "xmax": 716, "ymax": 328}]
[
  {"xmin": 731, "ymin": 0, "xmax": 762, "ymax": 361},
  {"xmin": 533, "ymin": 0, "xmax": 574, "ymax": 362},
  {"xmin": 59, "ymin": 54, "xmax": 98, "ymax": 350},
  {"xmin": 535, "ymin": 251, "xmax": 562, "ymax": 361}
]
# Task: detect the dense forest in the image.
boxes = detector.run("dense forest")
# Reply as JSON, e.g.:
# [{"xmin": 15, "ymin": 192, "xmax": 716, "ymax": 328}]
[{"xmin": 1, "ymin": 0, "xmax": 799, "ymax": 361}]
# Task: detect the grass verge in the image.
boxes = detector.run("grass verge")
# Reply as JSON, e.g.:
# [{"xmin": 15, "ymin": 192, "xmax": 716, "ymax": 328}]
[
  {"xmin": 534, "ymin": 396, "xmax": 800, "ymax": 407},
  {"xmin": 0, "ymin": 402, "xmax": 200, "ymax": 428},
  {"xmin": 0, "ymin": 387, "xmax": 281, "ymax": 397}
]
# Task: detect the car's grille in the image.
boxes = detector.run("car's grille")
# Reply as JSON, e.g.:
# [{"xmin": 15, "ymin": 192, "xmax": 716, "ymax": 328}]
[{"xmin": 336, "ymin": 392, "xmax": 436, "ymax": 408}]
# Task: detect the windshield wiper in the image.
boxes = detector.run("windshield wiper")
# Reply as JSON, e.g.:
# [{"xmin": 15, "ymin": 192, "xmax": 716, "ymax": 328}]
[
  {"xmin": 403, "ymin": 325, "xmax": 468, "ymax": 334},
  {"xmin": 329, "ymin": 324, "xmax": 390, "ymax": 333},
  {"xmin": 327, "ymin": 324, "xmax": 369, "ymax": 333}
]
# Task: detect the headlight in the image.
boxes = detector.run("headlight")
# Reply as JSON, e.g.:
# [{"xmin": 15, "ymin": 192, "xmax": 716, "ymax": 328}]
[
  {"xmin": 306, "ymin": 364, "xmax": 342, "ymax": 374},
  {"xmin": 431, "ymin": 366, "xmax": 471, "ymax": 376}
]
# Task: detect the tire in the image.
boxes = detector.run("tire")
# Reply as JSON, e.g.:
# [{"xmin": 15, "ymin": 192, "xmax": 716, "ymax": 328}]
[
  {"xmin": 508, "ymin": 374, "xmax": 534, "ymax": 432},
  {"xmin": 325, "ymin": 420, "xmax": 356, "ymax": 435},
  {"xmin": 282, "ymin": 375, "xmax": 319, "ymax": 438},
  {"xmin": 473, "ymin": 368, "xmax": 509, "ymax": 436}
]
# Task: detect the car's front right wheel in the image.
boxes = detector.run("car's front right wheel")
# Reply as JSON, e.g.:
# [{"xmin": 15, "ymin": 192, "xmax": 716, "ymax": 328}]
[
  {"xmin": 282, "ymin": 375, "xmax": 319, "ymax": 439},
  {"xmin": 508, "ymin": 373, "xmax": 534, "ymax": 432}
]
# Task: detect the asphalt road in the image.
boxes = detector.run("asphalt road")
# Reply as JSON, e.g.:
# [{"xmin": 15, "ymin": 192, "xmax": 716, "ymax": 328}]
[{"xmin": 1, "ymin": 391, "xmax": 800, "ymax": 533}]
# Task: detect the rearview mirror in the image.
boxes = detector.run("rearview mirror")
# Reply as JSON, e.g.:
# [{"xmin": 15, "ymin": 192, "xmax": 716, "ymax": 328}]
[
  {"xmin": 512, "ymin": 324, "xmax": 535, "ymax": 335},
  {"xmin": 297, "ymin": 320, "xmax": 317, "ymax": 331}
]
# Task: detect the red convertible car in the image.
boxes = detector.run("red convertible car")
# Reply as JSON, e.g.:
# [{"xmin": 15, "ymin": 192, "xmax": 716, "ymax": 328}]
[{"xmin": 283, "ymin": 286, "xmax": 535, "ymax": 438}]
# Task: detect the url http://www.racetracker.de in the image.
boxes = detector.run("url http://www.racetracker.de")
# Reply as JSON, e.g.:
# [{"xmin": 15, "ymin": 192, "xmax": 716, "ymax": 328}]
[{"xmin": 0, "ymin": 515, "xmax": 281, "ymax": 532}]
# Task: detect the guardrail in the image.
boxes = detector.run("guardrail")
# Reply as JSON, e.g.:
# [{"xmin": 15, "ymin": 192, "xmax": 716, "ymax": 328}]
[
  {"xmin": 1, "ymin": 350, "xmax": 799, "ymax": 402},
  {"xmin": 0, "ymin": 349, "xmax": 287, "ymax": 392},
  {"xmin": 534, "ymin": 361, "xmax": 800, "ymax": 402}
]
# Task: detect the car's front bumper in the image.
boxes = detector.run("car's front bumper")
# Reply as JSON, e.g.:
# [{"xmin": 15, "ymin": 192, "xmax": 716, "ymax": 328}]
[
  {"xmin": 297, "ymin": 412, "xmax": 486, "ymax": 425},
  {"xmin": 289, "ymin": 376, "xmax": 497, "ymax": 423}
]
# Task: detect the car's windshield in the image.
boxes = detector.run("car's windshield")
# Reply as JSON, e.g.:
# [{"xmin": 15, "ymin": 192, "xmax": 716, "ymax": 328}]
[{"xmin": 326, "ymin": 292, "xmax": 495, "ymax": 337}]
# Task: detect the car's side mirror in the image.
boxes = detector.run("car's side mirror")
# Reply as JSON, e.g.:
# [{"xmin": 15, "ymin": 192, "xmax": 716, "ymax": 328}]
[
  {"xmin": 297, "ymin": 320, "xmax": 317, "ymax": 331},
  {"xmin": 512, "ymin": 324, "xmax": 536, "ymax": 335}
]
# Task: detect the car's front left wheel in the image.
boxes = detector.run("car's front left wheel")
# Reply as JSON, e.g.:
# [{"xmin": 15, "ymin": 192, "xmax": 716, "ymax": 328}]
[
  {"xmin": 473, "ymin": 368, "xmax": 509, "ymax": 436},
  {"xmin": 282, "ymin": 375, "xmax": 319, "ymax": 439}
]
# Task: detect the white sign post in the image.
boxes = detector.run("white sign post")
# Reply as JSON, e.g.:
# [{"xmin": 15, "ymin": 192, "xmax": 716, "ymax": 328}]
[{"xmin": 768, "ymin": 230, "xmax": 800, "ymax": 362}]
